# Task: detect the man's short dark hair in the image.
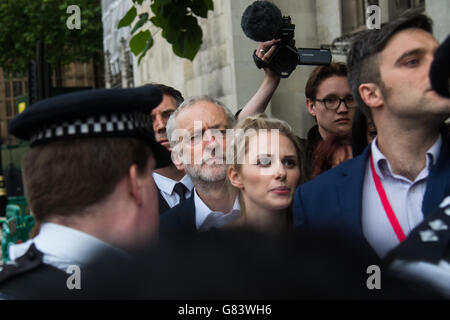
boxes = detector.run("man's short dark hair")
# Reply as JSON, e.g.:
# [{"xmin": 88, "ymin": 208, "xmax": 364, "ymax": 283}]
[
  {"xmin": 148, "ymin": 83, "xmax": 184, "ymax": 107},
  {"xmin": 347, "ymin": 10, "xmax": 433, "ymax": 119},
  {"xmin": 22, "ymin": 138, "xmax": 153, "ymax": 222},
  {"xmin": 305, "ymin": 62, "xmax": 348, "ymax": 99}
]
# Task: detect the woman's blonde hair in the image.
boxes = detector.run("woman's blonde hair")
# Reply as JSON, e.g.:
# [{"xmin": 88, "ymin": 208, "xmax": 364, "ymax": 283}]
[{"xmin": 227, "ymin": 114, "xmax": 304, "ymax": 226}]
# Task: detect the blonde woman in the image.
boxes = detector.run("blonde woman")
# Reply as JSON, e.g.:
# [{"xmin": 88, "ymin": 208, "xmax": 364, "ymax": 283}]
[{"xmin": 226, "ymin": 114, "xmax": 303, "ymax": 233}]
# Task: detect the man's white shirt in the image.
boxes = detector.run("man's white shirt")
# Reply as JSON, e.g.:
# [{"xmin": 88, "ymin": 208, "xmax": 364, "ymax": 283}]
[
  {"xmin": 362, "ymin": 135, "xmax": 442, "ymax": 258},
  {"xmin": 153, "ymin": 173, "xmax": 193, "ymax": 208},
  {"xmin": 194, "ymin": 190, "xmax": 241, "ymax": 231},
  {"xmin": 8, "ymin": 223, "xmax": 128, "ymax": 272}
]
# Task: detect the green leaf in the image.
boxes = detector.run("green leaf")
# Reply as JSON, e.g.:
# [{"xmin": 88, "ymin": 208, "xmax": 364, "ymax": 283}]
[
  {"xmin": 150, "ymin": 16, "xmax": 162, "ymax": 28},
  {"xmin": 0, "ymin": 0, "xmax": 103, "ymax": 75},
  {"xmin": 130, "ymin": 13, "xmax": 149, "ymax": 35},
  {"xmin": 118, "ymin": 6, "xmax": 137, "ymax": 28},
  {"xmin": 150, "ymin": 1, "xmax": 161, "ymax": 16},
  {"xmin": 172, "ymin": 18, "xmax": 202, "ymax": 60},
  {"xmin": 138, "ymin": 35, "xmax": 154, "ymax": 64},
  {"xmin": 191, "ymin": 0, "xmax": 214, "ymax": 17},
  {"xmin": 164, "ymin": 24, "xmax": 179, "ymax": 44},
  {"xmin": 163, "ymin": 12, "xmax": 182, "ymax": 43},
  {"xmin": 191, "ymin": 2, "xmax": 208, "ymax": 18},
  {"xmin": 129, "ymin": 30, "xmax": 151, "ymax": 56},
  {"xmin": 204, "ymin": 0, "xmax": 214, "ymax": 10}
]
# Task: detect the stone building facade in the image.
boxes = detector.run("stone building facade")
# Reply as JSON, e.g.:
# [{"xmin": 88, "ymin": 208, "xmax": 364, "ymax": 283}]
[
  {"xmin": 104, "ymin": 0, "xmax": 450, "ymax": 137},
  {"xmin": 102, "ymin": 0, "xmax": 135, "ymax": 88}
]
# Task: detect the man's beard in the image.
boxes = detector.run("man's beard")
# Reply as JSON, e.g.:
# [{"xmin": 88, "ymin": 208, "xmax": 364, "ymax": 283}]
[{"xmin": 184, "ymin": 162, "xmax": 227, "ymax": 183}]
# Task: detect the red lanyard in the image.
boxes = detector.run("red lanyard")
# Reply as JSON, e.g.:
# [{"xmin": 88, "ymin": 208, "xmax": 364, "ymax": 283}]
[{"xmin": 370, "ymin": 155, "xmax": 406, "ymax": 242}]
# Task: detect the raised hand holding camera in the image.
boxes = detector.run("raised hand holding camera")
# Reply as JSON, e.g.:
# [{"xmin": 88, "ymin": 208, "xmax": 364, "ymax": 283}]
[{"xmin": 242, "ymin": 1, "xmax": 332, "ymax": 78}]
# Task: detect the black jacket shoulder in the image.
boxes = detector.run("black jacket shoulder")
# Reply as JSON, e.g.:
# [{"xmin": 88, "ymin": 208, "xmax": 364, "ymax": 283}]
[{"xmin": 0, "ymin": 244, "xmax": 69, "ymax": 299}]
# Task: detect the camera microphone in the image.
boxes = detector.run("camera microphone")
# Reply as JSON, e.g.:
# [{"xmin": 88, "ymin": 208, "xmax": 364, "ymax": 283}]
[
  {"xmin": 241, "ymin": 1, "xmax": 282, "ymax": 42},
  {"xmin": 241, "ymin": 1, "xmax": 331, "ymax": 78},
  {"xmin": 430, "ymin": 34, "xmax": 450, "ymax": 99}
]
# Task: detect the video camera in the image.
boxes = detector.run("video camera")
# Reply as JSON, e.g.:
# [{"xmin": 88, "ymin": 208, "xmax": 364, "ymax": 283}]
[{"xmin": 241, "ymin": 1, "xmax": 332, "ymax": 78}]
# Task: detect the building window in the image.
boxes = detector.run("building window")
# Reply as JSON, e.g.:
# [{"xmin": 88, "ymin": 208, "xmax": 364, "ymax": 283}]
[
  {"xmin": 341, "ymin": 0, "xmax": 425, "ymax": 35},
  {"xmin": 341, "ymin": 0, "xmax": 379, "ymax": 34},
  {"xmin": 333, "ymin": 0, "xmax": 379, "ymax": 55},
  {"xmin": 6, "ymin": 101, "xmax": 12, "ymax": 117},
  {"xmin": 4, "ymin": 82, "xmax": 10, "ymax": 98},
  {"xmin": 388, "ymin": 0, "xmax": 425, "ymax": 20},
  {"xmin": 13, "ymin": 81, "xmax": 23, "ymax": 97}
]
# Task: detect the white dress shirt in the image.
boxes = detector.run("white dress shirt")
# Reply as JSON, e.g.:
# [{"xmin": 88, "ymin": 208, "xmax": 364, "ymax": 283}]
[
  {"xmin": 194, "ymin": 190, "xmax": 241, "ymax": 231},
  {"xmin": 153, "ymin": 173, "xmax": 193, "ymax": 208},
  {"xmin": 362, "ymin": 135, "xmax": 442, "ymax": 258},
  {"xmin": 8, "ymin": 223, "xmax": 128, "ymax": 272}
]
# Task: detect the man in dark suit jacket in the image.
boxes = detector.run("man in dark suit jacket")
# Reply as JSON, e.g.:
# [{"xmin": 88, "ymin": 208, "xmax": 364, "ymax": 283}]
[
  {"xmin": 160, "ymin": 96, "xmax": 240, "ymax": 238},
  {"xmin": 294, "ymin": 11, "xmax": 450, "ymax": 259},
  {"xmin": 146, "ymin": 83, "xmax": 195, "ymax": 214},
  {"xmin": 294, "ymin": 132, "xmax": 450, "ymax": 254},
  {"xmin": 160, "ymin": 192, "xmax": 196, "ymax": 236}
]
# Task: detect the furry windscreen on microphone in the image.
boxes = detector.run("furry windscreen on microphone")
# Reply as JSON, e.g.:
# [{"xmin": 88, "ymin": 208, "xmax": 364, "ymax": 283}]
[
  {"xmin": 241, "ymin": 1, "xmax": 282, "ymax": 42},
  {"xmin": 430, "ymin": 34, "xmax": 450, "ymax": 98}
]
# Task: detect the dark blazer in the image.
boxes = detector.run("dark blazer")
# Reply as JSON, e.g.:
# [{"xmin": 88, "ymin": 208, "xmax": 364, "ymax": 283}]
[
  {"xmin": 158, "ymin": 190, "xmax": 170, "ymax": 214},
  {"xmin": 293, "ymin": 134, "xmax": 450, "ymax": 255},
  {"xmin": 159, "ymin": 195, "xmax": 196, "ymax": 240},
  {"xmin": 0, "ymin": 244, "xmax": 71, "ymax": 299}
]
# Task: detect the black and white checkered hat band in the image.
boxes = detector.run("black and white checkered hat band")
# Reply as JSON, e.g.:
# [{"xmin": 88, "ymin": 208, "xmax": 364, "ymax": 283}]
[{"xmin": 29, "ymin": 112, "xmax": 152, "ymax": 144}]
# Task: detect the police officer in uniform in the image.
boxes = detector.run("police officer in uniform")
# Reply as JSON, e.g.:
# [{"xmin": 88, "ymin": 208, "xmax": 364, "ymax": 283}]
[
  {"xmin": 385, "ymin": 195, "xmax": 450, "ymax": 298},
  {"xmin": 0, "ymin": 86, "xmax": 170, "ymax": 299}
]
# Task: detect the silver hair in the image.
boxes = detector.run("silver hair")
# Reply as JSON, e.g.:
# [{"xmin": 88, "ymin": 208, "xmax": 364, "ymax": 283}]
[{"xmin": 166, "ymin": 95, "xmax": 236, "ymax": 149}]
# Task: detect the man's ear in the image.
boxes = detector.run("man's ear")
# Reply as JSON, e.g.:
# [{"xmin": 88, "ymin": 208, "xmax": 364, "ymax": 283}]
[
  {"xmin": 129, "ymin": 164, "xmax": 143, "ymax": 206},
  {"xmin": 359, "ymin": 83, "xmax": 384, "ymax": 109},
  {"xmin": 228, "ymin": 166, "xmax": 244, "ymax": 189},
  {"xmin": 305, "ymin": 98, "xmax": 317, "ymax": 117}
]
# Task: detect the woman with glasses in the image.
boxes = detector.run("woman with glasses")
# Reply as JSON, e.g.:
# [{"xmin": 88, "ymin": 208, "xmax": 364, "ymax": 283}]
[{"xmin": 305, "ymin": 76, "xmax": 357, "ymax": 141}]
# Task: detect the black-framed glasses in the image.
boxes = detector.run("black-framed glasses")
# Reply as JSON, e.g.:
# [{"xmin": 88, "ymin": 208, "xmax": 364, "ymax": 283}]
[{"xmin": 314, "ymin": 96, "xmax": 356, "ymax": 110}]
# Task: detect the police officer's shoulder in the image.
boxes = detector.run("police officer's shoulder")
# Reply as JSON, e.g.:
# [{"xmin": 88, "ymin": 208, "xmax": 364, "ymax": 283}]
[
  {"xmin": 0, "ymin": 244, "xmax": 67, "ymax": 299},
  {"xmin": 385, "ymin": 195, "xmax": 450, "ymax": 265},
  {"xmin": 0, "ymin": 243, "xmax": 44, "ymax": 284}
]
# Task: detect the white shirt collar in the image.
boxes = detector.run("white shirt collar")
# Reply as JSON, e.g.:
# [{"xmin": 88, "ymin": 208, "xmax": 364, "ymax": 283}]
[
  {"xmin": 152, "ymin": 173, "xmax": 194, "ymax": 195},
  {"xmin": 370, "ymin": 135, "xmax": 442, "ymax": 181},
  {"xmin": 9, "ymin": 222, "xmax": 127, "ymax": 271},
  {"xmin": 194, "ymin": 189, "xmax": 240, "ymax": 231},
  {"xmin": 180, "ymin": 174, "xmax": 194, "ymax": 191}
]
